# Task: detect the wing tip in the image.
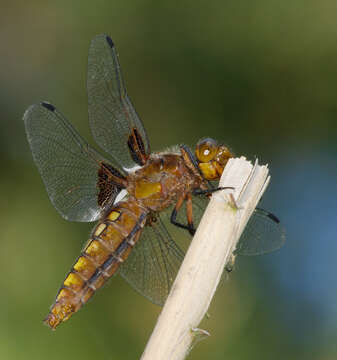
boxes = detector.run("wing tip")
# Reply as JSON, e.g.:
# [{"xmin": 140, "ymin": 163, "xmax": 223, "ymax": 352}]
[
  {"xmin": 23, "ymin": 104, "xmax": 35, "ymax": 123},
  {"xmin": 23, "ymin": 101, "xmax": 56, "ymax": 124},
  {"xmin": 41, "ymin": 101, "xmax": 56, "ymax": 112},
  {"xmin": 105, "ymin": 35, "xmax": 114, "ymax": 48},
  {"xmin": 266, "ymin": 212, "xmax": 280, "ymax": 224},
  {"xmin": 90, "ymin": 34, "xmax": 115, "ymax": 49}
]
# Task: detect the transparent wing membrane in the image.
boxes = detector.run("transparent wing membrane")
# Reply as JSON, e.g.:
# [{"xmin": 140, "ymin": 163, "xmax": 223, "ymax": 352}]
[
  {"xmin": 87, "ymin": 34, "xmax": 150, "ymax": 170},
  {"xmin": 234, "ymin": 208, "xmax": 286, "ymax": 256},
  {"xmin": 119, "ymin": 215, "xmax": 184, "ymax": 306},
  {"xmin": 192, "ymin": 195, "xmax": 285, "ymax": 256},
  {"xmin": 24, "ymin": 102, "xmax": 123, "ymax": 222},
  {"xmin": 119, "ymin": 196, "xmax": 285, "ymax": 306}
]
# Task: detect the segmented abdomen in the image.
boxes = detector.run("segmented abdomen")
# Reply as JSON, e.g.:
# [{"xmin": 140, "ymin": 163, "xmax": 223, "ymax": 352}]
[{"xmin": 45, "ymin": 200, "xmax": 148, "ymax": 329}]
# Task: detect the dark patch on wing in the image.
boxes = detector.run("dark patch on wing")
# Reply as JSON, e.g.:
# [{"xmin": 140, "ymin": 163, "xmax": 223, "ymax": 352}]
[
  {"xmin": 127, "ymin": 127, "xmax": 148, "ymax": 166},
  {"xmin": 97, "ymin": 162, "xmax": 127, "ymax": 207},
  {"xmin": 106, "ymin": 36, "xmax": 114, "ymax": 48},
  {"xmin": 267, "ymin": 212, "xmax": 280, "ymax": 223},
  {"xmin": 41, "ymin": 102, "xmax": 55, "ymax": 112}
]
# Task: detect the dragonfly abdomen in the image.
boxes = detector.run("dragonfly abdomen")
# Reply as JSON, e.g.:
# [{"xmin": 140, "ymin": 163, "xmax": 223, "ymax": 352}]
[{"xmin": 45, "ymin": 200, "xmax": 148, "ymax": 329}]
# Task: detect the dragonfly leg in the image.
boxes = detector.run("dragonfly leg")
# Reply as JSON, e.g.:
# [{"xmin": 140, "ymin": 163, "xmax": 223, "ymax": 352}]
[
  {"xmin": 192, "ymin": 186, "xmax": 234, "ymax": 196},
  {"xmin": 170, "ymin": 193, "xmax": 196, "ymax": 236},
  {"xmin": 186, "ymin": 193, "xmax": 196, "ymax": 235}
]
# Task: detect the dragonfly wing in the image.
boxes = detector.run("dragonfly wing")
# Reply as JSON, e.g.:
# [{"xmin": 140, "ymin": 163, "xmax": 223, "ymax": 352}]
[
  {"xmin": 119, "ymin": 214, "xmax": 184, "ymax": 306},
  {"xmin": 87, "ymin": 34, "xmax": 150, "ymax": 171},
  {"xmin": 192, "ymin": 196, "xmax": 285, "ymax": 256},
  {"xmin": 234, "ymin": 208, "xmax": 286, "ymax": 256},
  {"xmin": 24, "ymin": 102, "xmax": 125, "ymax": 222}
]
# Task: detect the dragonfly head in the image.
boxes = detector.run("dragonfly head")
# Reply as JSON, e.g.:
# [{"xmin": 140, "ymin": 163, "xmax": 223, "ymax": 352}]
[{"xmin": 195, "ymin": 138, "xmax": 233, "ymax": 180}]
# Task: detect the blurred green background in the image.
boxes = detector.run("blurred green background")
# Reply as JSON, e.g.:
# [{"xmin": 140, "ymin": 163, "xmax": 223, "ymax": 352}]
[{"xmin": 1, "ymin": 1, "xmax": 337, "ymax": 359}]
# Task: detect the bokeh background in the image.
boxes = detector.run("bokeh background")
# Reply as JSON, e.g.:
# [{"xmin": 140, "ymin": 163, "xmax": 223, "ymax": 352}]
[{"xmin": 1, "ymin": 1, "xmax": 337, "ymax": 359}]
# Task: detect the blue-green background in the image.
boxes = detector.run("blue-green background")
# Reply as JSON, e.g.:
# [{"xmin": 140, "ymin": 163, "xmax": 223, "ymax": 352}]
[{"xmin": 1, "ymin": 1, "xmax": 337, "ymax": 359}]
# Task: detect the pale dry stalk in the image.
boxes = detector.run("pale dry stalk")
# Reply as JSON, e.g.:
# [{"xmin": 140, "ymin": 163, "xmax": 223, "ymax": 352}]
[{"xmin": 141, "ymin": 157, "xmax": 270, "ymax": 360}]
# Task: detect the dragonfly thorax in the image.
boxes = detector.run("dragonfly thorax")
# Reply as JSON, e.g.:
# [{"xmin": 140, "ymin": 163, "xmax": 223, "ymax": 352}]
[{"xmin": 127, "ymin": 153, "xmax": 200, "ymax": 212}]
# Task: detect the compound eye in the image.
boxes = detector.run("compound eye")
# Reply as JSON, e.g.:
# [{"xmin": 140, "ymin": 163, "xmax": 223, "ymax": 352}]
[{"xmin": 195, "ymin": 138, "xmax": 218, "ymax": 162}]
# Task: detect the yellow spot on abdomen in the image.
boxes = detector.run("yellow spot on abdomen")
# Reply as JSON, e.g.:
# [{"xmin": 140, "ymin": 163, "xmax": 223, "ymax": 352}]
[
  {"xmin": 56, "ymin": 288, "xmax": 72, "ymax": 301},
  {"xmin": 85, "ymin": 240, "xmax": 110, "ymax": 264},
  {"xmin": 85, "ymin": 240, "xmax": 101, "ymax": 255},
  {"xmin": 73, "ymin": 256, "xmax": 88, "ymax": 272},
  {"xmin": 64, "ymin": 272, "xmax": 84, "ymax": 291},
  {"xmin": 100, "ymin": 225, "xmax": 124, "ymax": 250},
  {"xmin": 73, "ymin": 256, "xmax": 96, "ymax": 280},
  {"xmin": 94, "ymin": 223, "xmax": 107, "ymax": 236},
  {"xmin": 107, "ymin": 210, "xmax": 121, "ymax": 221}
]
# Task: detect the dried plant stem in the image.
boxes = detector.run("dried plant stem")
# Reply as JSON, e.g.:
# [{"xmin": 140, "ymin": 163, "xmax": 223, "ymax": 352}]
[{"xmin": 141, "ymin": 157, "xmax": 270, "ymax": 360}]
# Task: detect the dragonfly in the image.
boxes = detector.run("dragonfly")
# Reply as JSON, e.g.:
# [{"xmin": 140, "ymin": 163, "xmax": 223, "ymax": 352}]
[{"xmin": 24, "ymin": 34, "xmax": 285, "ymax": 330}]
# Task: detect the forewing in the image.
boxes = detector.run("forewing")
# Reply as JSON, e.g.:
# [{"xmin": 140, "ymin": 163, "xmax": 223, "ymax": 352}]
[
  {"xmin": 87, "ymin": 34, "xmax": 150, "ymax": 171},
  {"xmin": 24, "ymin": 102, "xmax": 124, "ymax": 222},
  {"xmin": 119, "ymin": 215, "xmax": 184, "ymax": 306},
  {"xmin": 192, "ymin": 196, "xmax": 285, "ymax": 256}
]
